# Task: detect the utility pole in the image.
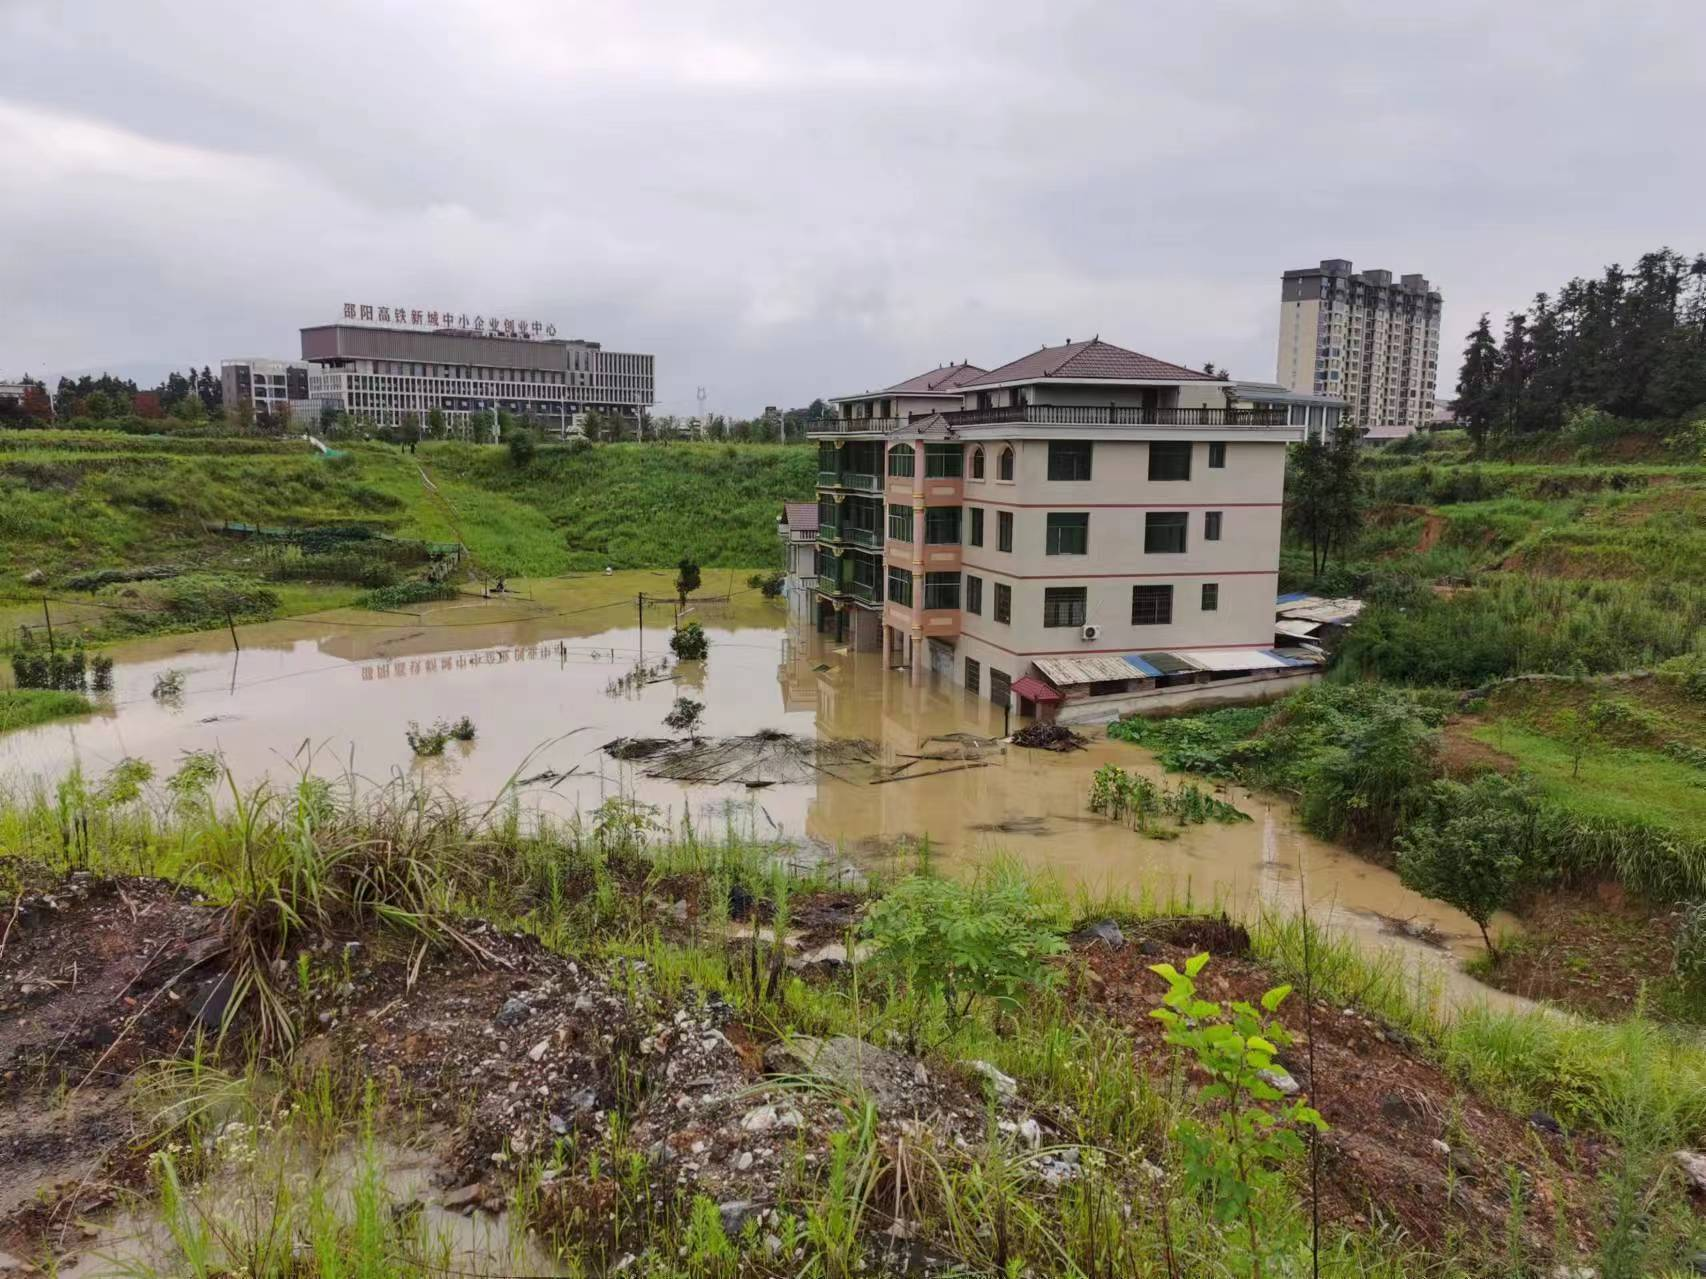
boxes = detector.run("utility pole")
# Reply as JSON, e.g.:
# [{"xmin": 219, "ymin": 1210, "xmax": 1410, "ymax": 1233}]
[
  {"xmin": 636, "ymin": 593, "xmax": 644, "ymax": 662},
  {"xmin": 696, "ymin": 386, "xmax": 708, "ymax": 439},
  {"xmin": 41, "ymin": 597, "xmax": 55, "ymax": 656}
]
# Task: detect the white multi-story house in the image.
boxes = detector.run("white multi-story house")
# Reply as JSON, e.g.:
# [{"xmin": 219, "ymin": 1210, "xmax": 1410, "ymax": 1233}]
[{"xmin": 810, "ymin": 339, "xmax": 1309, "ymax": 718}]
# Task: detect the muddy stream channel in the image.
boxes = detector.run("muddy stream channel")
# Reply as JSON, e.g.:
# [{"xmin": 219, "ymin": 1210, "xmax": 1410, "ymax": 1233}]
[{"xmin": 2, "ymin": 580, "xmax": 1518, "ymax": 1015}]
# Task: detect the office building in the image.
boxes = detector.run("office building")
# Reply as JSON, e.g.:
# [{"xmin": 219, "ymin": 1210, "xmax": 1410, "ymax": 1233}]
[
  {"xmin": 299, "ymin": 309, "xmax": 655, "ymax": 435},
  {"xmin": 1277, "ymin": 259, "xmax": 1442, "ymax": 431},
  {"xmin": 220, "ymin": 358, "xmax": 311, "ymax": 422},
  {"xmin": 809, "ymin": 339, "xmax": 1309, "ymax": 718}
]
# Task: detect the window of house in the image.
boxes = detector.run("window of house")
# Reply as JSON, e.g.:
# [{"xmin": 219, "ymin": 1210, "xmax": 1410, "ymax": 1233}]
[
  {"xmin": 1131, "ymin": 584, "xmax": 1174, "ymax": 625},
  {"xmin": 1209, "ymin": 441, "xmax": 1226, "ymax": 468},
  {"xmin": 1045, "ymin": 512, "xmax": 1089, "ymax": 555},
  {"xmin": 1047, "ymin": 440, "xmax": 1093, "ymax": 481},
  {"xmin": 970, "ymin": 447, "xmax": 985, "ymax": 479},
  {"xmin": 993, "ymin": 582, "xmax": 1012, "ymax": 624},
  {"xmin": 989, "ymin": 667, "xmax": 1011, "ymax": 706},
  {"xmin": 887, "ymin": 566, "xmax": 913, "ymax": 607},
  {"xmin": 1201, "ymin": 582, "xmax": 1219, "ymax": 611},
  {"xmin": 1205, "ymin": 510, "xmax": 1223, "ymax": 541},
  {"xmin": 923, "ymin": 571, "xmax": 961, "ymax": 610},
  {"xmin": 924, "ymin": 507, "xmax": 961, "ymax": 544},
  {"xmin": 997, "ymin": 510, "xmax": 1013, "ymax": 552},
  {"xmin": 887, "ymin": 444, "xmax": 915, "ymax": 477},
  {"xmin": 965, "ymin": 574, "xmax": 982, "ymax": 615},
  {"xmin": 924, "ymin": 443, "xmax": 963, "ymax": 478},
  {"xmin": 1144, "ymin": 511, "xmax": 1188, "ymax": 554},
  {"xmin": 997, "ymin": 446, "xmax": 1015, "ymax": 481},
  {"xmin": 964, "ymin": 656, "xmax": 981, "ymax": 695},
  {"xmin": 1043, "ymin": 586, "xmax": 1088, "ymax": 628},
  {"xmin": 1148, "ymin": 441, "xmax": 1192, "ymax": 481},
  {"xmin": 968, "ymin": 506, "xmax": 984, "ymax": 546},
  {"xmin": 887, "ymin": 503, "xmax": 912, "ymax": 542}
]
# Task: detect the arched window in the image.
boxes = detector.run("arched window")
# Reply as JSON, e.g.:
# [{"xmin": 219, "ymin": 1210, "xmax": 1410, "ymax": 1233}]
[
  {"xmin": 998, "ymin": 446, "xmax": 1015, "ymax": 481},
  {"xmin": 887, "ymin": 443, "xmax": 915, "ymax": 477},
  {"xmin": 970, "ymin": 446, "xmax": 985, "ymax": 480}
]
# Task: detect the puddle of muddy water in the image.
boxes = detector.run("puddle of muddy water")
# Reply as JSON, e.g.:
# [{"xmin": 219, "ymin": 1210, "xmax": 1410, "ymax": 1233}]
[
  {"xmin": 69, "ymin": 1130, "xmax": 564, "ymax": 1277},
  {"xmin": 0, "ymin": 581, "xmax": 1520, "ymax": 1011}
]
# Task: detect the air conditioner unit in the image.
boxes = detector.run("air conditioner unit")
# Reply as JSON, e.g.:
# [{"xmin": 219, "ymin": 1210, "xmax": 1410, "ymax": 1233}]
[{"xmin": 1080, "ymin": 623, "xmax": 1100, "ymax": 642}]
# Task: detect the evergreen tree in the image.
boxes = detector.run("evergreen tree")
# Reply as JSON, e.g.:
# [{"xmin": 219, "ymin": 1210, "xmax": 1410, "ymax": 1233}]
[
  {"xmin": 1454, "ymin": 314, "xmax": 1502, "ymax": 446},
  {"xmin": 1286, "ymin": 422, "xmax": 1367, "ymax": 579}
]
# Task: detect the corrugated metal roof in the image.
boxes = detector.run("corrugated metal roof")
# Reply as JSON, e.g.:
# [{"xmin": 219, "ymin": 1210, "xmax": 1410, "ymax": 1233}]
[
  {"xmin": 1123, "ymin": 654, "xmax": 1163, "ymax": 677},
  {"xmin": 1033, "ymin": 655, "xmax": 1147, "ymax": 686},
  {"xmin": 1174, "ymin": 648, "xmax": 1295, "ymax": 673},
  {"xmin": 1275, "ymin": 591, "xmax": 1311, "ymax": 604},
  {"xmin": 1137, "ymin": 651, "xmax": 1203, "ymax": 675},
  {"xmin": 1274, "ymin": 618, "xmax": 1322, "ymax": 639}
]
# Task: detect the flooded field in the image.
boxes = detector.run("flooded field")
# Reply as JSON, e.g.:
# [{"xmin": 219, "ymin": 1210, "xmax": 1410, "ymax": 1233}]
[{"xmin": 0, "ymin": 572, "xmax": 1508, "ymax": 1005}]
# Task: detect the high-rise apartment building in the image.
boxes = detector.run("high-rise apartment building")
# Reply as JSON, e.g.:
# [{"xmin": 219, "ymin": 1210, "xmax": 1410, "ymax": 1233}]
[
  {"xmin": 809, "ymin": 340, "xmax": 1308, "ymax": 718},
  {"xmin": 1276, "ymin": 259, "xmax": 1442, "ymax": 431}
]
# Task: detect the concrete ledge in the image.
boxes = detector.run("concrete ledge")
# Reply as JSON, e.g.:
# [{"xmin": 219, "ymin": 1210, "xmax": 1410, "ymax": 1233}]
[{"xmin": 1055, "ymin": 667, "xmax": 1320, "ymax": 726}]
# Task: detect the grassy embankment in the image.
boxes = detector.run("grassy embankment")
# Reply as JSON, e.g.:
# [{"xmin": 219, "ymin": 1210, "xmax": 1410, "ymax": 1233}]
[
  {"xmin": 0, "ymin": 431, "xmax": 814, "ymax": 649},
  {"xmin": 6, "ymin": 767, "xmax": 1706, "ymax": 1276},
  {"xmin": 1127, "ymin": 423, "xmax": 1706, "ymax": 1020}
]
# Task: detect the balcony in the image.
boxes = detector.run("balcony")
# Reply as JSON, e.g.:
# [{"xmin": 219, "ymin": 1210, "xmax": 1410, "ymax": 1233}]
[
  {"xmin": 818, "ymin": 470, "xmax": 882, "ymax": 492},
  {"xmin": 819, "ymin": 523, "xmax": 881, "ymax": 550},
  {"xmin": 807, "ymin": 417, "xmax": 903, "ymax": 437},
  {"xmin": 925, "ymin": 405, "xmax": 1290, "ymax": 428}
]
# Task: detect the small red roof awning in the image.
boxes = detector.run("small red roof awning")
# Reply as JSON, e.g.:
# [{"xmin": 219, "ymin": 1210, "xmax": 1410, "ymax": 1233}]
[{"xmin": 1010, "ymin": 675, "xmax": 1062, "ymax": 703}]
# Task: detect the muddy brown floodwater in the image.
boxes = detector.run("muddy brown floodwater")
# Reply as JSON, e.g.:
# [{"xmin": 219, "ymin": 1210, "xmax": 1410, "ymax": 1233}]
[{"xmin": 0, "ymin": 575, "xmax": 1518, "ymax": 1010}]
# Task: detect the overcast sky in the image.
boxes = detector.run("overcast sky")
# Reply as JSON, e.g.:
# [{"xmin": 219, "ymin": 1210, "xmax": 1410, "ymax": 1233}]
[{"xmin": 3, "ymin": 1, "xmax": 1703, "ymax": 416}]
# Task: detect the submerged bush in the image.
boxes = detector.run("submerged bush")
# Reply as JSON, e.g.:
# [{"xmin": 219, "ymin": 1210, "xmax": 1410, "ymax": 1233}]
[{"xmin": 670, "ymin": 621, "xmax": 709, "ymax": 661}]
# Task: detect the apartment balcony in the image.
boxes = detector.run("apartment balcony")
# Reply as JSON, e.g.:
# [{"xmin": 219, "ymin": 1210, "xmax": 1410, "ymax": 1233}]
[
  {"xmin": 818, "ymin": 523, "xmax": 882, "ymax": 550},
  {"xmin": 817, "ymin": 470, "xmax": 883, "ymax": 492},
  {"xmin": 926, "ymin": 405, "xmax": 1289, "ymax": 428},
  {"xmin": 807, "ymin": 417, "xmax": 903, "ymax": 438}
]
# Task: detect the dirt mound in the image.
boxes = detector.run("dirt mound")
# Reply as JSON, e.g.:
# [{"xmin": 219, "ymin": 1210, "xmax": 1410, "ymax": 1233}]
[
  {"xmin": 1011, "ymin": 723, "xmax": 1087, "ymax": 752},
  {"xmin": 1071, "ymin": 924, "xmax": 1604, "ymax": 1257}
]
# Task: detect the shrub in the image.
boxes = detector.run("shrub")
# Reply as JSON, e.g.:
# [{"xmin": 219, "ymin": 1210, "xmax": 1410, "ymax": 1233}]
[
  {"xmin": 1395, "ymin": 774, "xmax": 1560, "ymax": 957},
  {"xmin": 863, "ymin": 871, "xmax": 1065, "ymax": 1036},
  {"xmin": 747, "ymin": 570, "xmax": 785, "ymax": 599},
  {"xmin": 405, "ymin": 721, "xmax": 449, "ymax": 756},
  {"xmin": 1676, "ymin": 902, "xmax": 1706, "ymax": 992},
  {"xmin": 506, "ymin": 428, "xmax": 538, "ymax": 467},
  {"xmin": 447, "ymin": 716, "xmax": 476, "ymax": 742},
  {"xmin": 361, "ymin": 580, "xmax": 460, "ymax": 611},
  {"xmin": 670, "ymin": 620, "xmax": 709, "ymax": 661},
  {"xmin": 663, "ymin": 696, "xmax": 704, "ymax": 736}
]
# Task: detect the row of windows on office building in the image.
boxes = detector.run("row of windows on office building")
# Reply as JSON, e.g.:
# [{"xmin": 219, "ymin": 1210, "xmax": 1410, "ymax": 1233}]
[{"xmin": 883, "ymin": 570, "xmax": 1214, "ymax": 625}]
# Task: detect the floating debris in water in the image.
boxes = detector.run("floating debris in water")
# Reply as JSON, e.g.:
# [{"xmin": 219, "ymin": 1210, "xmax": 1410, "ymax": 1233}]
[
  {"xmin": 1010, "ymin": 723, "xmax": 1088, "ymax": 752},
  {"xmin": 602, "ymin": 731, "xmax": 879, "ymax": 786}
]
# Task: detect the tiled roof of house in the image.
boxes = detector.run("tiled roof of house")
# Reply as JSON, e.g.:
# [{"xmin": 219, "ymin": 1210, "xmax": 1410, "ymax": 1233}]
[
  {"xmin": 961, "ymin": 339, "xmax": 1220, "ymax": 387},
  {"xmin": 880, "ymin": 362, "xmax": 987, "ymax": 395},
  {"xmin": 781, "ymin": 501, "xmax": 819, "ymax": 532}
]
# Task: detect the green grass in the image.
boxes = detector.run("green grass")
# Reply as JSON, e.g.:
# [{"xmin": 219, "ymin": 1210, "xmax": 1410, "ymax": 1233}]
[
  {"xmin": 0, "ymin": 688, "xmax": 93, "ymax": 732},
  {"xmin": 1470, "ymin": 726, "xmax": 1706, "ymax": 835}
]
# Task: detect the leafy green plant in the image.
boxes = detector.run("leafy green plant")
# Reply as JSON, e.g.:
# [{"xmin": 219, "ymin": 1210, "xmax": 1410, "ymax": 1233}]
[
  {"xmin": 747, "ymin": 569, "xmax": 785, "ymax": 599},
  {"xmin": 1150, "ymin": 952, "xmax": 1326, "ymax": 1274},
  {"xmin": 862, "ymin": 870, "xmax": 1065, "ymax": 1038},
  {"xmin": 662, "ymin": 696, "xmax": 704, "ymax": 737},
  {"xmin": 1395, "ymin": 775, "xmax": 1551, "ymax": 958},
  {"xmin": 675, "ymin": 556, "xmax": 702, "ymax": 607},
  {"xmin": 404, "ymin": 721, "xmax": 449, "ymax": 757},
  {"xmin": 1675, "ymin": 900, "xmax": 1706, "ymax": 993},
  {"xmin": 447, "ymin": 716, "xmax": 476, "ymax": 742},
  {"xmin": 152, "ymin": 668, "xmax": 187, "ymax": 703},
  {"xmin": 670, "ymin": 620, "xmax": 709, "ymax": 660}
]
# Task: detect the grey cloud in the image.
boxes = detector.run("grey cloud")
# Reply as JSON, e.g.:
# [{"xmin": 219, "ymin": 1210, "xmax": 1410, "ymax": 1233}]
[{"xmin": 3, "ymin": 0, "xmax": 1703, "ymax": 414}]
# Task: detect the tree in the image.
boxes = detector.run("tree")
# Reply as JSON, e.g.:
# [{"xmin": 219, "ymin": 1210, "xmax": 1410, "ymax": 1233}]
[
  {"xmin": 400, "ymin": 412, "xmax": 422, "ymax": 452},
  {"xmin": 1396, "ymin": 775, "xmax": 1549, "ymax": 961},
  {"xmin": 674, "ymin": 557, "xmax": 701, "ymax": 608},
  {"xmin": 82, "ymin": 390, "xmax": 114, "ymax": 420},
  {"xmin": 669, "ymin": 620, "xmax": 709, "ymax": 660},
  {"xmin": 1285, "ymin": 421, "xmax": 1366, "ymax": 579},
  {"xmin": 426, "ymin": 407, "xmax": 446, "ymax": 439},
  {"xmin": 196, "ymin": 366, "xmax": 221, "ymax": 411},
  {"xmin": 662, "ymin": 696, "xmax": 704, "ymax": 738},
  {"xmin": 171, "ymin": 392, "xmax": 205, "ymax": 423},
  {"xmin": 505, "ymin": 426, "xmax": 537, "ymax": 467},
  {"xmin": 1454, "ymin": 314, "xmax": 1503, "ymax": 446}
]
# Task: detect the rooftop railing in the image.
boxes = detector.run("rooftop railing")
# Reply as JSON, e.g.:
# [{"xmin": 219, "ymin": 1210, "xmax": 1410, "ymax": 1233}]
[
  {"xmin": 921, "ymin": 405, "xmax": 1291, "ymax": 428},
  {"xmin": 806, "ymin": 417, "xmax": 904, "ymax": 436}
]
